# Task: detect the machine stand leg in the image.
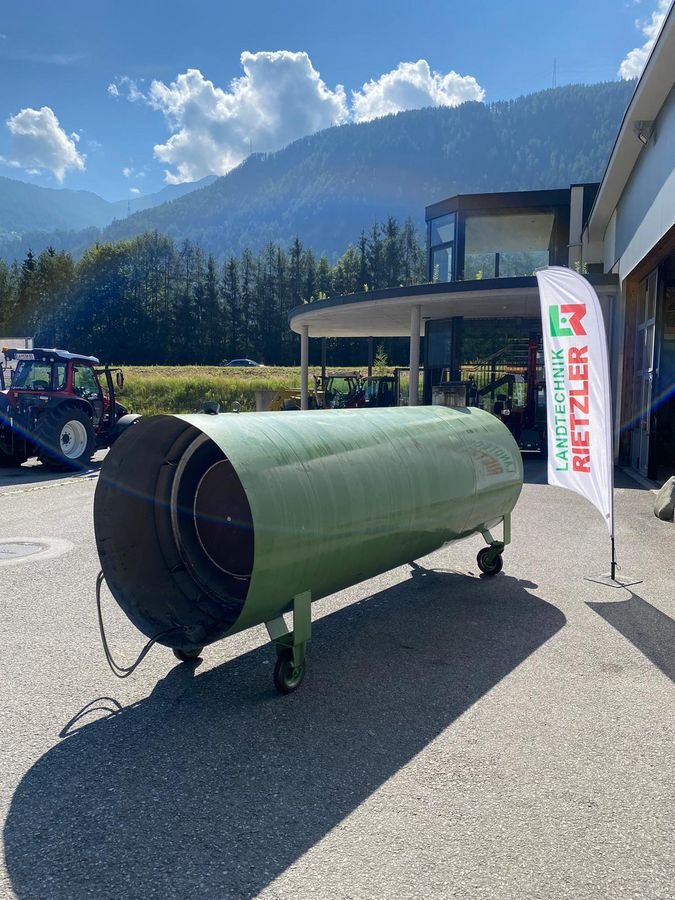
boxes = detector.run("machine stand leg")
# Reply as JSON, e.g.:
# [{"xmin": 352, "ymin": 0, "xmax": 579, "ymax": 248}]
[
  {"xmin": 477, "ymin": 518, "xmax": 509, "ymax": 577},
  {"xmin": 265, "ymin": 591, "xmax": 312, "ymax": 694},
  {"xmin": 503, "ymin": 512, "xmax": 511, "ymax": 548}
]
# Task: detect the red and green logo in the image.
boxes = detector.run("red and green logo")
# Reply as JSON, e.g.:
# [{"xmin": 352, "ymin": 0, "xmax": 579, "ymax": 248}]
[{"xmin": 549, "ymin": 303, "xmax": 587, "ymax": 337}]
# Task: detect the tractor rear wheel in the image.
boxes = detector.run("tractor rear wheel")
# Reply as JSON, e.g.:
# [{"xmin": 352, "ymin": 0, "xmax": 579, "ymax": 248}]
[{"xmin": 35, "ymin": 405, "xmax": 95, "ymax": 471}]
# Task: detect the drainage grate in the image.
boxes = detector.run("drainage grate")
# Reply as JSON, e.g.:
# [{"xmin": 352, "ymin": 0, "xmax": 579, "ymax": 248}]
[
  {"xmin": 0, "ymin": 541, "xmax": 46, "ymax": 560},
  {"xmin": 0, "ymin": 537, "xmax": 73, "ymax": 566}
]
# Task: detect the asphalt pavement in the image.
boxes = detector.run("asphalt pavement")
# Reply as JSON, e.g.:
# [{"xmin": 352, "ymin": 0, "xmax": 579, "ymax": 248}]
[{"xmin": 0, "ymin": 453, "xmax": 673, "ymax": 899}]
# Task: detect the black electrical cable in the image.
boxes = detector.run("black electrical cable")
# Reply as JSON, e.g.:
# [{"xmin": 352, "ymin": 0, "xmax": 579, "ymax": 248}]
[{"xmin": 95, "ymin": 570, "xmax": 176, "ymax": 678}]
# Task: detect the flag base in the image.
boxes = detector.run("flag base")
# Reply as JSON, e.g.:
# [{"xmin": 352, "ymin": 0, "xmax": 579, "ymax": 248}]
[{"xmin": 584, "ymin": 573, "xmax": 642, "ymax": 588}]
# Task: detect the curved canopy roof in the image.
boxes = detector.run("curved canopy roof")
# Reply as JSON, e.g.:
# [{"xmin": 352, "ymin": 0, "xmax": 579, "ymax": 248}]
[{"xmin": 289, "ymin": 274, "xmax": 618, "ymax": 338}]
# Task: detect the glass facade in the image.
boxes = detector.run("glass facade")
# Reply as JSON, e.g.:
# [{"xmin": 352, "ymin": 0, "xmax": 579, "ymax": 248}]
[
  {"xmin": 429, "ymin": 213, "xmax": 455, "ymax": 282},
  {"xmin": 463, "ymin": 211, "xmax": 555, "ymax": 280},
  {"xmin": 430, "ymin": 213, "xmax": 455, "ymax": 246},
  {"xmin": 431, "ymin": 246, "xmax": 453, "ymax": 283},
  {"xmin": 427, "ymin": 202, "xmax": 564, "ymax": 283}
]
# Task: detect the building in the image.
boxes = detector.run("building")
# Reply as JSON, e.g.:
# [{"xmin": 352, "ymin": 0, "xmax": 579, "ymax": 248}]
[
  {"xmin": 289, "ymin": 4, "xmax": 674, "ymax": 481},
  {"xmin": 581, "ymin": 5, "xmax": 675, "ymax": 480}
]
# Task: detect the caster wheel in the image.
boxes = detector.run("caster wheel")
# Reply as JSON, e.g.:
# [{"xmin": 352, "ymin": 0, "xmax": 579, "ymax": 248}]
[
  {"xmin": 173, "ymin": 647, "xmax": 204, "ymax": 662},
  {"xmin": 477, "ymin": 548, "xmax": 503, "ymax": 576},
  {"xmin": 273, "ymin": 647, "xmax": 306, "ymax": 694}
]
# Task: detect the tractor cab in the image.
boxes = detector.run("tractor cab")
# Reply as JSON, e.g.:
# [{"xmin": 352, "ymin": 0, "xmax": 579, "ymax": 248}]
[
  {"xmin": 313, "ymin": 372, "xmax": 364, "ymax": 408},
  {"xmin": 0, "ymin": 348, "xmax": 130, "ymax": 470},
  {"xmin": 362, "ymin": 373, "xmax": 400, "ymax": 408}
]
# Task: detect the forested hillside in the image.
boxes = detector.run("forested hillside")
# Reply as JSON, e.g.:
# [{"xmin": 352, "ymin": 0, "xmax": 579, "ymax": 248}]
[
  {"xmin": 0, "ymin": 177, "xmax": 114, "ymax": 235},
  {"xmin": 0, "ymin": 81, "xmax": 633, "ymax": 264},
  {"xmin": 0, "ymin": 175, "xmax": 216, "ymax": 247},
  {"xmin": 0, "ymin": 80, "xmax": 635, "ymax": 367},
  {"xmin": 99, "ymin": 81, "xmax": 633, "ymax": 257},
  {"xmin": 0, "ymin": 219, "xmax": 425, "ymax": 366}
]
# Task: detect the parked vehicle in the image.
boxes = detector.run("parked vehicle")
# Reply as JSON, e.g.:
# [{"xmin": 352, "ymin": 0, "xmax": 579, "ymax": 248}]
[
  {"xmin": 313, "ymin": 372, "xmax": 364, "ymax": 408},
  {"xmin": 0, "ymin": 348, "xmax": 138, "ymax": 470},
  {"xmin": 225, "ymin": 358, "xmax": 265, "ymax": 367},
  {"xmin": 362, "ymin": 374, "xmax": 400, "ymax": 408},
  {"xmin": 263, "ymin": 371, "xmax": 402, "ymax": 411}
]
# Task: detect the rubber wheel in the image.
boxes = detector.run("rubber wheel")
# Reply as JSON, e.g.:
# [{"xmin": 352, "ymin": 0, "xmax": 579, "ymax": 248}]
[
  {"xmin": 273, "ymin": 647, "xmax": 306, "ymax": 694},
  {"xmin": 173, "ymin": 647, "xmax": 204, "ymax": 662},
  {"xmin": 35, "ymin": 405, "xmax": 95, "ymax": 471},
  {"xmin": 477, "ymin": 547, "xmax": 504, "ymax": 576}
]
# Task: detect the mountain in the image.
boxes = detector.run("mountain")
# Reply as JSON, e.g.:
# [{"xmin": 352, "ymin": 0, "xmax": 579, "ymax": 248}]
[
  {"xmin": 0, "ymin": 177, "xmax": 114, "ymax": 235},
  {"xmin": 0, "ymin": 175, "xmax": 216, "ymax": 239},
  {"xmin": 107, "ymin": 176, "xmax": 217, "ymax": 220},
  {"xmin": 1, "ymin": 81, "xmax": 633, "ymax": 263}
]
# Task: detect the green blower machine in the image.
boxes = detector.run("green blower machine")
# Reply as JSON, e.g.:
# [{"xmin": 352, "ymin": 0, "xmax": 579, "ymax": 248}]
[{"xmin": 94, "ymin": 406, "xmax": 523, "ymax": 693}]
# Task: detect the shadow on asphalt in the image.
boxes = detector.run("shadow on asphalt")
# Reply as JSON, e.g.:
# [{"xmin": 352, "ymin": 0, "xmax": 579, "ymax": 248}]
[
  {"xmin": 588, "ymin": 593, "xmax": 675, "ymax": 682},
  {"xmin": 0, "ymin": 457, "xmax": 104, "ymax": 488},
  {"xmin": 4, "ymin": 569, "xmax": 565, "ymax": 899}
]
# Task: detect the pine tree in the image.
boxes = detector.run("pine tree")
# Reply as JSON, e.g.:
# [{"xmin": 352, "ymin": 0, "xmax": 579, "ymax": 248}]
[
  {"xmin": 222, "ymin": 257, "xmax": 240, "ymax": 361},
  {"xmin": 383, "ymin": 216, "xmax": 401, "ymax": 287},
  {"xmin": 202, "ymin": 255, "xmax": 223, "ymax": 364}
]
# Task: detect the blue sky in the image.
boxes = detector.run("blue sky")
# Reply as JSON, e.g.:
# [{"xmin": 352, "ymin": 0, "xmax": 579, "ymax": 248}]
[{"xmin": 0, "ymin": 0, "xmax": 669, "ymax": 200}]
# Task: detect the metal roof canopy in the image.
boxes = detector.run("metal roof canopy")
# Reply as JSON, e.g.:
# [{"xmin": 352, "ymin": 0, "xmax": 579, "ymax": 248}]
[{"xmin": 289, "ymin": 274, "xmax": 619, "ymax": 338}]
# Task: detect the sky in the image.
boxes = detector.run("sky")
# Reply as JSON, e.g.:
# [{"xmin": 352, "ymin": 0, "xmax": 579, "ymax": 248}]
[{"xmin": 0, "ymin": 0, "xmax": 670, "ymax": 200}]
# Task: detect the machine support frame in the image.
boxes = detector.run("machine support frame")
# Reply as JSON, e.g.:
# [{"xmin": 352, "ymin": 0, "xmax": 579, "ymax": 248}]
[
  {"xmin": 480, "ymin": 512, "xmax": 511, "ymax": 563},
  {"xmin": 265, "ymin": 590, "xmax": 312, "ymax": 670}
]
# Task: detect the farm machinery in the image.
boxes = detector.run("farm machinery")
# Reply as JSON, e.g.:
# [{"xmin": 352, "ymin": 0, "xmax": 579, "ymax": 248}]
[
  {"xmin": 266, "ymin": 371, "xmax": 401, "ymax": 411},
  {"xmin": 0, "ymin": 347, "xmax": 137, "ymax": 470}
]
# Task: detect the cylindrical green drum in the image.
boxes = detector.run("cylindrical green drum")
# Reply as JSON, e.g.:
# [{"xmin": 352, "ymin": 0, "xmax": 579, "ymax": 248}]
[{"xmin": 94, "ymin": 406, "xmax": 523, "ymax": 660}]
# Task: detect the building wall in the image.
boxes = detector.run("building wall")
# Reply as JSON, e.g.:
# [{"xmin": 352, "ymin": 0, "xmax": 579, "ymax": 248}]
[{"xmin": 612, "ymin": 85, "xmax": 675, "ymax": 281}]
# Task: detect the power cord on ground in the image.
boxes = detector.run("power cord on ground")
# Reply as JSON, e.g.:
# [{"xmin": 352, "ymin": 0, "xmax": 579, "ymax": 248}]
[{"xmin": 96, "ymin": 570, "xmax": 175, "ymax": 678}]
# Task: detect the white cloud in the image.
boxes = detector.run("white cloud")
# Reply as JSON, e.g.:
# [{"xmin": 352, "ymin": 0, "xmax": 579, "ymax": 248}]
[
  {"xmin": 129, "ymin": 187, "xmax": 141, "ymax": 195},
  {"xmin": 352, "ymin": 59, "xmax": 485, "ymax": 122},
  {"xmin": 108, "ymin": 76, "xmax": 144, "ymax": 102},
  {"xmin": 122, "ymin": 164, "xmax": 145, "ymax": 179},
  {"xmin": 116, "ymin": 52, "xmax": 485, "ymax": 183},
  {"xmin": 0, "ymin": 106, "xmax": 85, "ymax": 181},
  {"xmin": 139, "ymin": 53, "xmax": 349, "ymax": 183},
  {"xmin": 619, "ymin": 0, "xmax": 671, "ymax": 79}
]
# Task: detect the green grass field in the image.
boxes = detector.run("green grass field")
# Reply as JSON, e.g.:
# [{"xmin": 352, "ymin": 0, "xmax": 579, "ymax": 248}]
[
  {"xmin": 117, "ymin": 365, "xmax": 415, "ymax": 415},
  {"xmin": 118, "ymin": 366, "xmax": 324, "ymax": 415}
]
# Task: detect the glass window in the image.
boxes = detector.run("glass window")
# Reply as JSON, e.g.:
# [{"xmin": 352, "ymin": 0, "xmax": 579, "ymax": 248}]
[
  {"xmin": 635, "ymin": 328, "xmax": 645, "ymax": 373},
  {"xmin": 427, "ymin": 319, "xmax": 457, "ymax": 367},
  {"xmin": 55, "ymin": 363, "xmax": 67, "ymax": 390},
  {"xmin": 646, "ymin": 271, "xmax": 657, "ymax": 320},
  {"xmin": 464, "ymin": 211, "xmax": 555, "ymax": 279},
  {"xmin": 430, "ymin": 213, "xmax": 455, "ymax": 247},
  {"xmin": 12, "ymin": 361, "xmax": 53, "ymax": 390},
  {"xmin": 645, "ymin": 324, "xmax": 655, "ymax": 370},
  {"xmin": 73, "ymin": 365, "xmax": 100, "ymax": 399},
  {"xmin": 432, "ymin": 246, "xmax": 453, "ymax": 283}
]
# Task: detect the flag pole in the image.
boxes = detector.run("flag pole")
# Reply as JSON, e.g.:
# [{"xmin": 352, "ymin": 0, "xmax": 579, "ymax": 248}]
[
  {"xmin": 611, "ymin": 478, "xmax": 616, "ymax": 582},
  {"xmin": 533, "ymin": 266, "xmax": 639, "ymax": 589},
  {"xmin": 586, "ymin": 433, "xmax": 642, "ymax": 587}
]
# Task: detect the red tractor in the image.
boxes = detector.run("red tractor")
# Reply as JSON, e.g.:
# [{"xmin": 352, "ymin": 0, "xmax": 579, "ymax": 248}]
[{"xmin": 0, "ymin": 348, "xmax": 137, "ymax": 470}]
